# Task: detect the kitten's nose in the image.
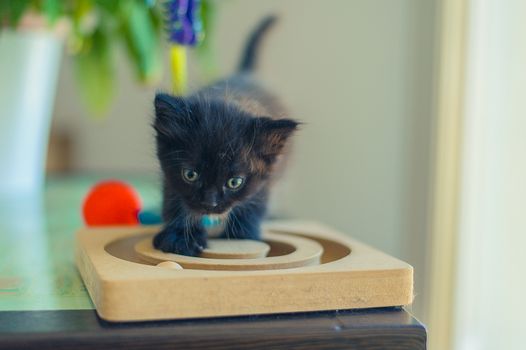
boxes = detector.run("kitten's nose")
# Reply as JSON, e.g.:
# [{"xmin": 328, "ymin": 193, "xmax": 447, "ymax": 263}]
[
  {"xmin": 201, "ymin": 191, "xmax": 219, "ymax": 209},
  {"xmin": 201, "ymin": 201, "xmax": 218, "ymax": 209}
]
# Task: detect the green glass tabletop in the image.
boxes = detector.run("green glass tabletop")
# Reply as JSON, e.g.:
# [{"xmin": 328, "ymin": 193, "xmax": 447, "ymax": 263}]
[{"xmin": 0, "ymin": 174, "xmax": 161, "ymax": 311}]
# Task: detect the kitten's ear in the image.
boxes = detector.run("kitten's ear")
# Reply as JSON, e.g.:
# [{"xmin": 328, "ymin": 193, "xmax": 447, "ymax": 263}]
[
  {"xmin": 153, "ymin": 93, "xmax": 189, "ymax": 139},
  {"xmin": 254, "ymin": 117, "xmax": 299, "ymax": 160}
]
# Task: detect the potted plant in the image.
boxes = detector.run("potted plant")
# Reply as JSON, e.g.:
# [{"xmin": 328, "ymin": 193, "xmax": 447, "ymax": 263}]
[{"xmin": 0, "ymin": 0, "xmax": 164, "ymax": 194}]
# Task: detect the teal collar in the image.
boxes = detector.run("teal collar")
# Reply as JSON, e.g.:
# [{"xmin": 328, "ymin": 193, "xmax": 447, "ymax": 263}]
[{"xmin": 201, "ymin": 215, "xmax": 223, "ymax": 229}]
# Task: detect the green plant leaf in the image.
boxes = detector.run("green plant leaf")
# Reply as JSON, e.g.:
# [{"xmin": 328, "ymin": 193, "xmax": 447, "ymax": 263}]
[
  {"xmin": 147, "ymin": 1, "xmax": 163, "ymax": 38},
  {"xmin": 119, "ymin": 0, "xmax": 161, "ymax": 82},
  {"xmin": 42, "ymin": 0, "xmax": 62, "ymax": 25},
  {"xmin": 73, "ymin": 25, "xmax": 115, "ymax": 117},
  {"xmin": 0, "ymin": 1, "xmax": 8, "ymax": 23},
  {"xmin": 93, "ymin": 0, "xmax": 120, "ymax": 14},
  {"xmin": 0, "ymin": 0, "xmax": 30, "ymax": 27}
]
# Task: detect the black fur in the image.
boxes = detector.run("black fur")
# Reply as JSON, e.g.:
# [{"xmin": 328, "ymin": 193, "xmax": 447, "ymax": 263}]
[{"xmin": 153, "ymin": 16, "xmax": 298, "ymax": 256}]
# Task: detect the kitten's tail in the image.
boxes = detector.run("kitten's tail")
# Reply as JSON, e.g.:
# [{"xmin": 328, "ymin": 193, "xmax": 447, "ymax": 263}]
[{"xmin": 238, "ymin": 15, "xmax": 278, "ymax": 72}]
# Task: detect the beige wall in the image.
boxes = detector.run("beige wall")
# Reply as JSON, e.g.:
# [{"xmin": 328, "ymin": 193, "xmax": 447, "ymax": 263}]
[{"xmin": 53, "ymin": 0, "xmax": 436, "ymax": 318}]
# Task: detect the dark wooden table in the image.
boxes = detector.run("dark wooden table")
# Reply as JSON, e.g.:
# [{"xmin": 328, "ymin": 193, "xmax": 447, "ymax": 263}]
[{"xmin": 0, "ymin": 307, "xmax": 425, "ymax": 349}]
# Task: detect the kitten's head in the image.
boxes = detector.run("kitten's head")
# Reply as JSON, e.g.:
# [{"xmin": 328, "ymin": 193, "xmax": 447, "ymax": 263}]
[{"xmin": 154, "ymin": 93, "xmax": 298, "ymax": 215}]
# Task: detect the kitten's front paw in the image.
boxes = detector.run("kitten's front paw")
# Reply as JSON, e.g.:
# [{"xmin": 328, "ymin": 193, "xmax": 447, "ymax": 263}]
[{"xmin": 153, "ymin": 229, "xmax": 207, "ymax": 257}]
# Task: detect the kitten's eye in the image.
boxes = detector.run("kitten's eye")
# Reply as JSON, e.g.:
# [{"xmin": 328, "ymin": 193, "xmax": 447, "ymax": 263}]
[
  {"xmin": 182, "ymin": 168, "xmax": 199, "ymax": 183},
  {"xmin": 226, "ymin": 176, "xmax": 244, "ymax": 190}
]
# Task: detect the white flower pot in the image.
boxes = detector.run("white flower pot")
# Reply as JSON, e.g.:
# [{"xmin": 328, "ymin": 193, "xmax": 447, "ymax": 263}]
[{"xmin": 0, "ymin": 30, "xmax": 62, "ymax": 194}]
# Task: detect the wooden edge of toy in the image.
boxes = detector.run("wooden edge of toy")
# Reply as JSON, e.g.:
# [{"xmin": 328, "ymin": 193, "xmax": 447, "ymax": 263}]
[{"xmin": 75, "ymin": 222, "xmax": 414, "ymax": 321}]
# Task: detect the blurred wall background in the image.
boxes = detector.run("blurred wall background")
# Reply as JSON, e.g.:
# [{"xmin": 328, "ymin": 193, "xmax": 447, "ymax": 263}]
[
  {"xmin": 50, "ymin": 0, "xmax": 436, "ymax": 319},
  {"xmin": 453, "ymin": 0, "xmax": 526, "ymax": 348}
]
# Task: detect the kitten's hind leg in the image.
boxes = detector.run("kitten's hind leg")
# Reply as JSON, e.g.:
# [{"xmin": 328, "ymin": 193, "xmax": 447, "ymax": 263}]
[
  {"xmin": 220, "ymin": 202, "xmax": 266, "ymax": 240},
  {"xmin": 153, "ymin": 217, "xmax": 208, "ymax": 256}
]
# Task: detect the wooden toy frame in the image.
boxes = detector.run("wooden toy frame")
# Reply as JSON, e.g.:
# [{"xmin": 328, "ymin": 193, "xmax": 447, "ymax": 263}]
[{"xmin": 75, "ymin": 221, "xmax": 413, "ymax": 322}]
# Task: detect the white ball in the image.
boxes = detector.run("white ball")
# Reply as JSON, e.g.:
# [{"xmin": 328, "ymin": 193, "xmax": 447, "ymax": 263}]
[{"xmin": 156, "ymin": 261, "xmax": 183, "ymax": 270}]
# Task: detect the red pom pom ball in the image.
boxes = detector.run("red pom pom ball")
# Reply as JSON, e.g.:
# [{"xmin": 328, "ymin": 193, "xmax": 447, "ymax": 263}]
[{"xmin": 82, "ymin": 180, "xmax": 142, "ymax": 226}]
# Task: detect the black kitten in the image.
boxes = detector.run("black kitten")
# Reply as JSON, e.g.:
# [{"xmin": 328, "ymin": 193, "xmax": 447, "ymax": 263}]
[{"xmin": 153, "ymin": 16, "xmax": 298, "ymax": 256}]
